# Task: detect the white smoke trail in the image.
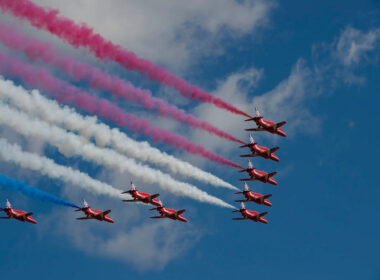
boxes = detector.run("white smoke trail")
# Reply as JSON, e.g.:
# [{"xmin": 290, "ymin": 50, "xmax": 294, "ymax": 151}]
[
  {"xmin": 0, "ymin": 78, "xmax": 237, "ymax": 190},
  {"xmin": 0, "ymin": 138, "xmax": 125, "ymax": 199},
  {"xmin": 0, "ymin": 102, "xmax": 234, "ymax": 208}
]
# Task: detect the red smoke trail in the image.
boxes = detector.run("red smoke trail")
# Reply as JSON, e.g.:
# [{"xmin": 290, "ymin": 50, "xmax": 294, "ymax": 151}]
[
  {"xmin": 0, "ymin": 51, "xmax": 243, "ymax": 169},
  {"xmin": 0, "ymin": 24, "xmax": 244, "ymax": 145},
  {"xmin": 0, "ymin": 0, "xmax": 251, "ymax": 119}
]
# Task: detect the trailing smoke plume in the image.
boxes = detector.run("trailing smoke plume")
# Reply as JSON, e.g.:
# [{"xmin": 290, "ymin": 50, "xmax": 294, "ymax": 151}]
[
  {"xmin": 0, "ymin": 51, "xmax": 242, "ymax": 169},
  {"xmin": 0, "ymin": 78, "xmax": 237, "ymax": 190},
  {"xmin": 0, "ymin": 0, "xmax": 251, "ymax": 117},
  {"xmin": 0, "ymin": 23, "xmax": 244, "ymax": 144},
  {"xmin": 0, "ymin": 172, "xmax": 78, "ymax": 208},
  {"xmin": 0, "ymin": 138, "xmax": 126, "ymax": 199},
  {"xmin": 0, "ymin": 103, "xmax": 234, "ymax": 208}
]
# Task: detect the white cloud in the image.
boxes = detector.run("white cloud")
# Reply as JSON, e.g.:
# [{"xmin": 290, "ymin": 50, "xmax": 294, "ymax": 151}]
[
  {"xmin": 31, "ymin": 0, "xmax": 275, "ymax": 72},
  {"xmin": 335, "ymin": 27, "xmax": 380, "ymax": 66}
]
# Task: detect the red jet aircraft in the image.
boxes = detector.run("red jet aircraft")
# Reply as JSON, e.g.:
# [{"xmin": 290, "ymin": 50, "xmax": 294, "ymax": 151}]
[
  {"xmin": 239, "ymin": 160, "xmax": 278, "ymax": 185},
  {"xmin": 121, "ymin": 181, "xmax": 161, "ymax": 207},
  {"xmin": 240, "ymin": 134, "xmax": 280, "ymax": 162},
  {"xmin": 245, "ymin": 108, "xmax": 286, "ymax": 137},
  {"xmin": 0, "ymin": 199, "xmax": 37, "ymax": 224},
  {"xmin": 149, "ymin": 201, "xmax": 188, "ymax": 222},
  {"xmin": 232, "ymin": 202, "xmax": 268, "ymax": 224},
  {"xmin": 235, "ymin": 183, "xmax": 272, "ymax": 207},
  {"xmin": 75, "ymin": 200, "xmax": 114, "ymax": 223}
]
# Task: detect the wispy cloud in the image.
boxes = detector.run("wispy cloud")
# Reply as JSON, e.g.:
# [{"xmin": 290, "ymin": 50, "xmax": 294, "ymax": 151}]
[{"xmin": 334, "ymin": 27, "xmax": 380, "ymax": 66}]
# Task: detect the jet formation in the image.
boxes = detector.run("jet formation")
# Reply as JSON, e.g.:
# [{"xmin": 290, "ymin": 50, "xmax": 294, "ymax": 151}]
[
  {"xmin": 233, "ymin": 107, "xmax": 286, "ymax": 224},
  {"xmin": 0, "ymin": 107, "xmax": 283, "ymax": 226}
]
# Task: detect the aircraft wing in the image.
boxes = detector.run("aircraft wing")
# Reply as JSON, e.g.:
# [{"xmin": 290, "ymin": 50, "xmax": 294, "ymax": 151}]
[
  {"xmin": 76, "ymin": 217, "xmax": 91, "ymax": 220},
  {"xmin": 149, "ymin": 194, "xmax": 160, "ymax": 200},
  {"xmin": 176, "ymin": 209, "xmax": 186, "ymax": 215},
  {"xmin": 239, "ymin": 178, "xmax": 255, "ymax": 181},
  {"xmin": 270, "ymin": 147, "xmax": 280, "ymax": 153},
  {"xmin": 97, "ymin": 210, "xmax": 111, "ymax": 218},
  {"xmin": 245, "ymin": 128, "xmax": 264, "ymax": 132},
  {"xmin": 240, "ymin": 154, "xmax": 256, "ymax": 158}
]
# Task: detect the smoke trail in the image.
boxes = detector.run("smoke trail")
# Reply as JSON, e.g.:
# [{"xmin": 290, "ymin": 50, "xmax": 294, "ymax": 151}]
[
  {"xmin": 0, "ymin": 138, "xmax": 126, "ymax": 199},
  {"xmin": 0, "ymin": 0, "xmax": 250, "ymax": 118},
  {"xmin": 0, "ymin": 173, "xmax": 78, "ymax": 208},
  {"xmin": 0, "ymin": 78, "xmax": 238, "ymax": 190},
  {"xmin": 0, "ymin": 51, "xmax": 242, "ymax": 169},
  {"xmin": 0, "ymin": 23, "xmax": 244, "ymax": 145},
  {"xmin": 0, "ymin": 103, "xmax": 234, "ymax": 208}
]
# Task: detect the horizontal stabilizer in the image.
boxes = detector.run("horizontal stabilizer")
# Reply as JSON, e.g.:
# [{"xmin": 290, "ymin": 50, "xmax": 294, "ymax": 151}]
[
  {"xmin": 150, "ymin": 216, "xmax": 165, "ymax": 219},
  {"xmin": 268, "ymin": 172, "xmax": 277, "ymax": 177},
  {"xmin": 122, "ymin": 199, "xmax": 137, "ymax": 202},
  {"xmin": 76, "ymin": 217, "xmax": 90, "ymax": 220},
  {"xmin": 239, "ymin": 178, "xmax": 254, "ymax": 181},
  {"xmin": 0, "ymin": 216, "xmax": 10, "ymax": 219},
  {"xmin": 276, "ymin": 121, "xmax": 286, "ymax": 128},
  {"xmin": 234, "ymin": 200, "xmax": 246, "ymax": 203},
  {"xmin": 25, "ymin": 212, "xmax": 33, "ymax": 217},
  {"xmin": 239, "ymin": 144, "xmax": 250, "ymax": 148},
  {"xmin": 238, "ymin": 169, "xmax": 249, "ymax": 173},
  {"xmin": 234, "ymin": 191, "xmax": 243, "ymax": 194},
  {"xmin": 121, "ymin": 190, "xmax": 132, "ymax": 194},
  {"xmin": 232, "ymin": 217, "xmax": 246, "ymax": 220}
]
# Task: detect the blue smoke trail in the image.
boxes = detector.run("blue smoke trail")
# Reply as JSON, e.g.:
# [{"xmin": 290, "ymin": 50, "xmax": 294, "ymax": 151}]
[{"xmin": 0, "ymin": 173, "xmax": 79, "ymax": 208}]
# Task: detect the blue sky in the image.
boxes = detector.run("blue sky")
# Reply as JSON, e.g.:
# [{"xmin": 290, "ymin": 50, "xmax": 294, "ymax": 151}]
[{"xmin": 0, "ymin": 0, "xmax": 379, "ymax": 279}]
